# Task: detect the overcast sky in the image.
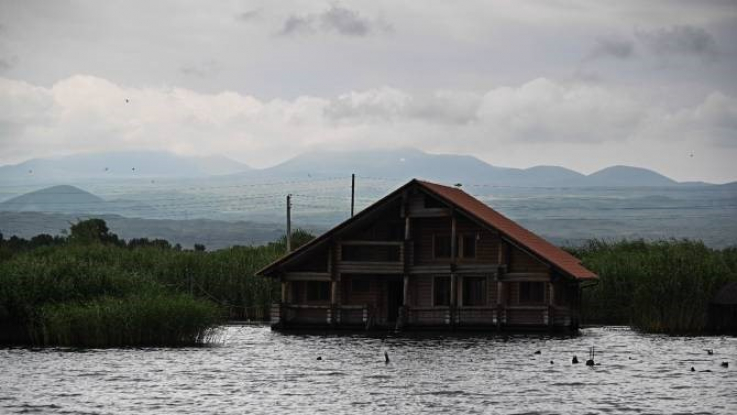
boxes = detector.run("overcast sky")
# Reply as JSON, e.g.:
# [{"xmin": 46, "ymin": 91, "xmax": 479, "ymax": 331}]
[{"xmin": 1, "ymin": 0, "xmax": 736, "ymax": 182}]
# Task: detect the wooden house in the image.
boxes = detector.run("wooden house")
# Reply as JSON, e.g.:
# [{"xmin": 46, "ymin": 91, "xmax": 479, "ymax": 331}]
[{"xmin": 257, "ymin": 179, "xmax": 598, "ymax": 331}]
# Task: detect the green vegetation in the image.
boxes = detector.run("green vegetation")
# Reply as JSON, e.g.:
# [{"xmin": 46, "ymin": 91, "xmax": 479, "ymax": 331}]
[
  {"xmin": 571, "ymin": 240, "xmax": 737, "ymax": 334},
  {"xmin": 0, "ymin": 219, "xmax": 314, "ymax": 347},
  {"xmin": 4, "ymin": 218, "xmax": 734, "ymax": 344}
]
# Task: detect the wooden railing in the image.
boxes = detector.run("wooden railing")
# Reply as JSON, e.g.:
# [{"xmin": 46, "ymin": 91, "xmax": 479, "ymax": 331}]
[
  {"xmin": 273, "ymin": 303, "xmax": 573, "ymax": 329},
  {"xmin": 275, "ymin": 304, "xmax": 372, "ymax": 327}
]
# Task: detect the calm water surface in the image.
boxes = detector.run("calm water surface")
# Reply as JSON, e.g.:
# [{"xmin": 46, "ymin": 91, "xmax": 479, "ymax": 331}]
[{"xmin": 1, "ymin": 326, "xmax": 735, "ymax": 414}]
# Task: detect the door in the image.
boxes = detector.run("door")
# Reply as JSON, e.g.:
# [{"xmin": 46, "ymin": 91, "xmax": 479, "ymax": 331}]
[{"xmin": 386, "ymin": 279, "xmax": 404, "ymax": 322}]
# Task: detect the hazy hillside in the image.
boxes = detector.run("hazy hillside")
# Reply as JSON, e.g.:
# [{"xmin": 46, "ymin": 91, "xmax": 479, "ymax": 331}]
[
  {"xmin": 0, "ymin": 151, "xmax": 251, "ymax": 182},
  {"xmin": 0, "ymin": 185, "xmax": 160, "ymax": 217},
  {"xmin": 0, "ymin": 211, "xmax": 287, "ymax": 250},
  {"xmin": 587, "ymin": 165, "xmax": 677, "ymax": 187},
  {"xmin": 234, "ymin": 148, "xmax": 682, "ymax": 187},
  {"xmin": 0, "ymin": 185, "xmax": 105, "ymax": 212}
]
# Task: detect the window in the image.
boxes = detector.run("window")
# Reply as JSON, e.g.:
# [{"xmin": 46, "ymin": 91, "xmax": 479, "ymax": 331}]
[
  {"xmin": 424, "ymin": 196, "xmax": 446, "ymax": 208},
  {"xmin": 306, "ymin": 281, "xmax": 331, "ymax": 302},
  {"xmin": 462, "ymin": 277, "xmax": 486, "ymax": 306},
  {"xmin": 433, "ymin": 234, "xmax": 477, "ymax": 259},
  {"xmin": 519, "ymin": 282, "xmax": 545, "ymax": 303},
  {"xmin": 433, "ymin": 277, "xmax": 451, "ymax": 306},
  {"xmin": 351, "ymin": 277, "xmax": 370, "ymax": 293},
  {"xmin": 433, "ymin": 235, "xmax": 452, "ymax": 258},
  {"xmin": 462, "ymin": 235, "xmax": 477, "ymax": 259}
]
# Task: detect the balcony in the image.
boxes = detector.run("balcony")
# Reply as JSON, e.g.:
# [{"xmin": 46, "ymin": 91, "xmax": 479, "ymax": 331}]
[{"xmin": 336, "ymin": 240, "xmax": 404, "ymax": 274}]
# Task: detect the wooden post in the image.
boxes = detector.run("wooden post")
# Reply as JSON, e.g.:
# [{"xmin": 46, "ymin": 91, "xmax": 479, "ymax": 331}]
[
  {"xmin": 450, "ymin": 211, "xmax": 457, "ymax": 327},
  {"xmin": 497, "ymin": 280, "xmax": 504, "ymax": 329},
  {"xmin": 403, "ymin": 274, "xmax": 409, "ymax": 306},
  {"xmin": 450, "ymin": 213, "xmax": 457, "ymax": 262},
  {"xmin": 450, "ymin": 273, "xmax": 457, "ymax": 326},
  {"xmin": 331, "ymin": 280, "xmax": 339, "ymax": 325},
  {"xmin": 286, "ymin": 194, "xmax": 292, "ymax": 252},
  {"xmin": 548, "ymin": 282, "xmax": 555, "ymax": 328},
  {"xmin": 281, "ymin": 280, "xmax": 287, "ymax": 303}
]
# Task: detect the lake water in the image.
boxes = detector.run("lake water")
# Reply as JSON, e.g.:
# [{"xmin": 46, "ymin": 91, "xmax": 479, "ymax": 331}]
[{"xmin": 1, "ymin": 326, "xmax": 735, "ymax": 414}]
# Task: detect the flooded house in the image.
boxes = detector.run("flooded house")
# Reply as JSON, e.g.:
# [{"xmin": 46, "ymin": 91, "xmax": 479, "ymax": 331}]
[{"xmin": 257, "ymin": 179, "xmax": 598, "ymax": 331}]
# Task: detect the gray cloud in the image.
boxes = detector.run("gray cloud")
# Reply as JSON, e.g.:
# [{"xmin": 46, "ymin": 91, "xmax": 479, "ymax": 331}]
[
  {"xmin": 279, "ymin": 15, "xmax": 314, "ymax": 36},
  {"xmin": 236, "ymin": 9, "xmax": 261, "ymax": 23},
  {"xmin": 637, "ymin": 25, "xmax": 718, "ymax": 60},
  {"xmin": 587, "ymin": 36, "xmax": 635, "ymax": 60},
  {"xmin": 325, "ymin": 88, "xmax": 480, "ymax": 125},
  {"xmin": 320, "ymin": 5, "xmax": 370, "ymax": 36},
  {"xmin": 180, "ymin": 60, "xmax": 220, "ymax": 78},
  {"xmin": 0, "ymin": 55, "xmax": 17, "ymax": 72},
  {"xmin": 279, "ymin": 5, "xmax": 388, "ymax": 37}
]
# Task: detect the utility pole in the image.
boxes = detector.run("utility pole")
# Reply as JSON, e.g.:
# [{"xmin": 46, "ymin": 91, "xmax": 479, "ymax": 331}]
[
  {"xmin": 286, "ymin": 194, "xmax": 292, "ymax": 252},
  {"xmin": 351, "ymin": 173, "xmax": 355, "ymax": 218}
]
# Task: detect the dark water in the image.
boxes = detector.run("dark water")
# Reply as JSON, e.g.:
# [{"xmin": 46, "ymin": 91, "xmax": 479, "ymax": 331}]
[{"xmin": 1, "ymin": 326, "xmax": 735, "ymax": 414}]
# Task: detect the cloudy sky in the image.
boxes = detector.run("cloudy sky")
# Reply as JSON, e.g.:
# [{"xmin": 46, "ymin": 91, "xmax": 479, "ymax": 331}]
[{"xmin": 1, "ymin": 0, "xmax": 736, "ymax": 182}]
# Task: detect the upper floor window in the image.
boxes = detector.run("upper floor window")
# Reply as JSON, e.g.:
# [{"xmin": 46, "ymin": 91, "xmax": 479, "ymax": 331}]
[
  {"xmin": 462, "ymin": 235, "xmax": 477, "ymax": 258},
  {"xmin": 433, "ymin": 235, "xmax": 452, "ymax": 258},
  {"xmin": 433, "ymin": 234, "xmax": 477, "ymax": 259}
]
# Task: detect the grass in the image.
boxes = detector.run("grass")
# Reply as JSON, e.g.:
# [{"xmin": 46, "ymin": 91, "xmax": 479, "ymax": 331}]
[
  {"xmin": 570, "ymin": 239, "xmax": 737, "ymax": 333},
  {"xmin": 0, "ymin": 221, "xmax": 312, "ymax": 347},
  {"xmin": 39, "ymin": 293, "xmax": 220, "ymax": 347}
]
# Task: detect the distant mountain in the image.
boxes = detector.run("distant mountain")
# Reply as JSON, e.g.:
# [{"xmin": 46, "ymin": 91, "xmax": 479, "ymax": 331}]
[
  {"xmin": 586, "ymin": 165, "xmax": 677, "ymax": 187},
  {"xmin": 1, "ymin": 148, "xmax": 691, "ymax": 188},
  {"xmin": 0, "ymin": 184, "xmax": 159, "ymax": 217},
  {"xmin": 0, "ymin": 151, "xmax": 251, "ymax": 182},
  {"xmin": 0, "ymin": 185, "xmax": 105, "ymax": 212},
  {"xmin": 241, "ymin": 148, "xmax": 680, "ymax": 187}
]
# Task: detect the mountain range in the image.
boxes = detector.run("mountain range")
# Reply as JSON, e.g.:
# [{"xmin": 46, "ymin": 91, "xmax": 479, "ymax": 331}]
[
  {"xmin": 0, "ymin": 151, "xmax": 251, "ymax": 181},
  {"xmin": 0, "ymin": 148, "xmax": 701, "ymax": 187}
]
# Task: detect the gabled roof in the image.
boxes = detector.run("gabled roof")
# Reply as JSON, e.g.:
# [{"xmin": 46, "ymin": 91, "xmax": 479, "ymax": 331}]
[{"xmin": 257, "ymin": 179, "xmax": 597, "ymax": 280}]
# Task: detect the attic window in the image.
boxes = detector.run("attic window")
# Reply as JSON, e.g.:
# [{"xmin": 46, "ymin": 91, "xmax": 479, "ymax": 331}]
[{"xmin": 424, "ymin": 196, "xmax": 445, "ymax": 208}]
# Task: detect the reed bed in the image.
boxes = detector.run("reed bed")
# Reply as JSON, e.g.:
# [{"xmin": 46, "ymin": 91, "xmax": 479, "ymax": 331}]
[
  {"xmin": 571, "ymin": 239, "xmax": 737, "ymax": 333},
  {"xmin": 39, "ymin": 293, "xmax": 220, "ymax": 347},
  {"xmin": 0, "ymin": 221, "xmax": 306, "ymax": 347}
]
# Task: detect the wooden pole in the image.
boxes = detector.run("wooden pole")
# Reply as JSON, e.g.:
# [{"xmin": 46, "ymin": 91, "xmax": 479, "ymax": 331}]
[
  {"xmin": 286, "ymin": 194, "xmax": 292, "ymax": 252},
  {"xmin": 351, "ymin": 173, "xmax": 355, "ymax": 218}
]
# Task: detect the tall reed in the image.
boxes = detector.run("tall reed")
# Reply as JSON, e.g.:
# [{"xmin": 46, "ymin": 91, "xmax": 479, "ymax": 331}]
[{"xmin": 572, "ymin": 239, "xmax": 737, "ymax": 333}]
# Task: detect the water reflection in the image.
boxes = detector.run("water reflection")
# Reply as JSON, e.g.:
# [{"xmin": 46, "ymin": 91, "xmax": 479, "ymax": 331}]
[{"xmin": 1, "ymin": 326, "xmax": 735, "ymax": 414}]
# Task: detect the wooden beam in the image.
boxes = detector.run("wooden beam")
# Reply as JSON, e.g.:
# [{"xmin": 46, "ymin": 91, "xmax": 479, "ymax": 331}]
[
  {"xmin": 341, "ymin": 240, "xmax": 403, "ymax": 246},
  {"xmin": 284, "ymin": 272, "xmax": 331, "ymax": 281},
  {"xmin": 502, "ymin": 272, "xmax": 550, "ymax": 282},
  {"xmin": 408, "ymin": 208, "xmax": 451, "ymax": 218}
]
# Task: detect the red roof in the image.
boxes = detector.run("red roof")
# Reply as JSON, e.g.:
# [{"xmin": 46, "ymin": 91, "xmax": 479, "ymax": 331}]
[
  {"xmin": 418, "ymin": 180, "xmax": 597, "ymax": 280},
  {"xmin": 257, "ymin": 179, "xmax": 597, "ymax": 280}
]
